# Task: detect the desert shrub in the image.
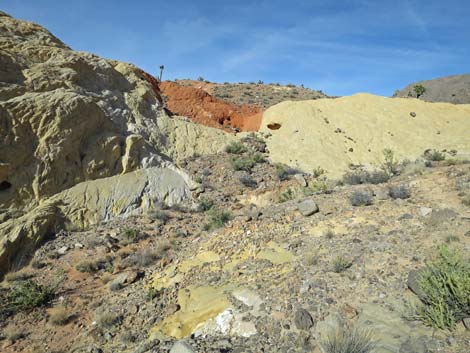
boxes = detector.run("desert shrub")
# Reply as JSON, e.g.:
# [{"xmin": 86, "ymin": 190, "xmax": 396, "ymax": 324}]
[
  {"xmin": 342, "ymin": 171, "xmax": 366, "ymax": 185},
  {"xmin": 230, "ymin": 153, "xmax": 265, "ymax": 171},
  {"xmin": 275, "ymin": 163, "xmax": 290, "ymax": 181},
  {"xmin": 445, "ymin": 235, "xmax": 460, "ymax": 243},
  {"xmin": 424, "ymin": 149, "xmax": 446, "ymax": 161},
  {"xmin": 412, "ymin": 245, "xmax": 470, "ymax": 330},
  {"xmin": 313, "ymin": 166, "xmax": 326, "ymax": 178},
  {"xmin": 204, "ymin": 209, "xmax": 233, "ymax": 231},
  {"xmin": 123, "ymin": 249, "xmax": 160, "ymax": 268},
  {"xmin": 119, "ymin": 227, "xmax": 145, "ymax": 244},
  {"xmin": 153, "ymin": 210, "xmax": 170, "ymax": 223},
  {"xmin": 333, "ymin": 256, "xmax": 353, "ymax": 273},
  {"xmin": 381, "ymin": 148, "xmax": 399, "ymax": 176},
  {"xmin": 321, "ymin": 319, "xmax": 375, "ymax": 353},
  {"xmin": 309, "ymin": 178, "xmax": 334, "ymax": 194},
  {"xmin": 5, "ymin": 270, "xmax": 35, "ymax": 283},
  {"xmin": 225, "ymin": 141, "xmax": 247, "ymax": 154},
  {"xmin": 75, "ymin": 259, "xmax": 104, "ymax": 273},
  {"xmin": 94, "ymin": 310, "xmax": 122, "ymax": 329},
  {"xmin": 49, "ymin": 306, "xmax": 70, "ymax": 325},
  {"xmin": 278, "ymin": 188, "xmax": 296, "ymax": 203},
  {"xmin": 197, "ymin": 197, "xmax": 214, "ymax": 212},
  {"xmin": 388, "ymin": 184, "xmax": 411, "ymax": 199},
  {"xmin": 3, "ymin": 325, "xmax": 25, "ymax": 342},
  {"xmin": 239, "ymin": 175, "xmax": 257, "ymax": 188},
  {"xmin": 324, "ymin": 230, "xmax": 335, "ymax": 239},
  {"xmin": 7, "ymin": 280, "xmax": 56, "ymax": 312},
  {"xmin": 365, "ymin": 171, "xmax": 390, "ymax": 184},
  {"xmin": 350, "ymin": 190, "xmax": 373, "ymax": 206}
]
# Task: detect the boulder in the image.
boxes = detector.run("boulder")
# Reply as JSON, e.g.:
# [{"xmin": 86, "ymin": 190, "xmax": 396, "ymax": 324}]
[{"xmin": 297, "ymin": 199, "xmax": 319, "ymax": 216}]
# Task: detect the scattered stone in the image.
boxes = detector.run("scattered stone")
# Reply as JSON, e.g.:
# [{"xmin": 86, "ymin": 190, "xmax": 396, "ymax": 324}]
[
  {"xmin": 410, "ymin": 112, "xmax": 416, "ymax": 117},
  {"xmin": 170, "ymin": 340, "xmax": 196, "ymax": 353},
  {"xmin": 294, "ymin": 174, "xmax": 307, "ymax": 187},
  {"xmin": 407, "ymin": 269, "xmax": 426, "ymax": 300},
  {"xmin": 419, "ymin": 207, "xmax": 432, "ymax": 217},
  {"xmin": 297, "ymin": 200, "xmax": 319, "ymax": 217},
  {"xmin": 57, "ymin": 246, "xmax": 68, "ymax": 255},
  {"xmin": 294, "ymin": 308, "xmax": 314, "ymax": 330},
  {"xmin": 463, "ymin": 318, "xmax": 470, "ymax": 330}
]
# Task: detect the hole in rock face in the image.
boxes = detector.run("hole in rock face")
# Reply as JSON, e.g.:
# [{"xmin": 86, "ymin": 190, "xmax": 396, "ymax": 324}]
[
  {"xmin": 267, "ymin": 123, "xmax": 282, "ymax": 130},
  {"xmin": 0, "ymin": 181, "xmax": 12, "ymax": 191}
]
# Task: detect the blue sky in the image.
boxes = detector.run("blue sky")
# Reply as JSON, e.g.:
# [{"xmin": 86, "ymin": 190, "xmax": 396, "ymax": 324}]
[{"xmin": 2, "ymin": 0, "xmax": 469, "ymax": 96}]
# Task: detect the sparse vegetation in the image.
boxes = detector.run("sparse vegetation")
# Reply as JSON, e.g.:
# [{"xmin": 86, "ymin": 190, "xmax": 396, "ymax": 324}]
[
  {"xmin": 197, "ymin": 197, "xmax": 214, "ymax": 212},
  {"xmin": 204, "ymin": 208, "xmax": 233, "ymax": 231},
  {"xmin": 321, "ymin": 319, "xmax": 375, "ymax": 353},
  {"xmin": 7, "ymin": 280, "xmax": 56, "ymax": 312},
  {"xmin": 342, "ymin": 170, "xmax": 389, "ymax": 185},
  {"xmin": 49, "ymin": 306, "xmax": 70, "ymax": 325},
  {"xmin": 278, "ymin": 188, "xmax": 296, "ymax": 203},
  {"xmin": 333, "ymin": 256, "xmax": 353, "ymax": 273},
  {"xmin": 350, "ymin": 190, "xmax": 373, "ymax": 206},
  {"xmin": 412, "ymin": 245, "xmax": 470, "ymax": 330},
  {"xmin": 388, "ymin": 184, "xmax": 411, "ymax": 199},
  {"xmin": 230, "ymin": 153, "xmax": 265, "ymax": 171},
  {"xmin": 225, "ymin": 141, "xmax": 248, "ymax": 154},
  {"xmin": 424, "ymin": 149, "xmax": 446, "ymax": 161},
  {"xmin": 75, "ymin": 259, "xmax": 104, "ymax": 273},
  {"xmin": 239, "ymin": 175, "xmax": 257, "ymax": 188},
  {"xmin": 94, "ymin": 310, "xmax": 122, "ymax": 329},
  {"xmin": 275, "ymin": 163, "xmax": 290, "ymax": 181},
  {"xmin": 381, "ymin": 148, "xmax": 399, "ymax": 176}
]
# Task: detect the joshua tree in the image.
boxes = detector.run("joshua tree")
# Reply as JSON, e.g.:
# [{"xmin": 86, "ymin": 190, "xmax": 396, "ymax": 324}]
[{"xmin": 158, "ymin": 65, "xmax": 164, "ymax": 82}]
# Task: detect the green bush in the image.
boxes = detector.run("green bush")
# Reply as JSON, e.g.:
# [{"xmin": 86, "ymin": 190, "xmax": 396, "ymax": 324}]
[
  {"xmin": 413, "ymin": 245, "xmax": 470, "ymax": 330},
  {"xmin": 225, "ymin": 141, "xmax": 247, "ymax": 154},
  {"xmin": 424, "ymin": 149, "xmax": 446, "ymax": 161},
  {"xmin": 381, "ymin": 148, "xmax": 399, "ymax": 176},
  {"xmin": 278, "ymin": 188, "xmax": 296, "ymax": 203},
  {"xmin": 321, "ymin": 320, "xmax": 375, "ymax": 353},
  {"xmin": 197, "ymin": 197, "xmax": 214, "ymax": 212},
  {"xmin": 204, "ymin": 209, "xmax": 233, "ymax": 231},
  {"xmin": 413, "ymin": 84, "xmax": 426, "ymax": 98},
  {"xmin": 230, "ymin": 153, "xmax": 265, "ymax": 171},
  {"xmin": 333, "ymin": 256, "xmax": 353, "ymax": 273},
  {"xmin": 8, "ymin": 280, "xmax": 56, "ymax": 312}
]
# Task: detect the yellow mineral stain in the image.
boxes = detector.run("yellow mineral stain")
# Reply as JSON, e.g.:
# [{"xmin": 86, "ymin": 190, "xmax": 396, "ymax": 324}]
[
  {"xmin": 151, "ymin": 285, "xmax": 232, "ymax": 339},
  {"xmin": 178, "ymin": 250, "xmax": 221, "ymax": 273},
  {"xmin": 257, "ymin": 241, "xmax": 295, "ymax": 264}
]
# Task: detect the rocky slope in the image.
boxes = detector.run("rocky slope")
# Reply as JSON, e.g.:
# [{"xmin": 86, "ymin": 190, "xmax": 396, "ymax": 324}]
[
  {"xmin": 261, "ymin": 94, "xmax": 470, "ymax": 178},
  {"xmin": 1, "ymin": 143, "xmax": 469, "ymax": 353},
  {"xmin": 393, "ymin": 74, "xmax": 470, "ymax": 104}
]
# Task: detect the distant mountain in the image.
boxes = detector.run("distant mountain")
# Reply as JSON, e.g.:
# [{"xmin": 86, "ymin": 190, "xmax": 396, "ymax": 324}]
[{"xmin": 393, "ymin": 74, "xmax": 470, "ymax": 104}]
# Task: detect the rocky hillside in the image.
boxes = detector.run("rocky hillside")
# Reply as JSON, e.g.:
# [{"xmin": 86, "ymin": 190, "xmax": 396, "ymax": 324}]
[
  {"xmin": 1, "ymin": 140, "xmax": 469, "ymax": 353},
  {"xmin": 393, "ymin": 74, "xmax": 470, "ymax": 104},
  {"xmin": 174, "ymin": 79, "xmax": 329, "ymax": 109}
]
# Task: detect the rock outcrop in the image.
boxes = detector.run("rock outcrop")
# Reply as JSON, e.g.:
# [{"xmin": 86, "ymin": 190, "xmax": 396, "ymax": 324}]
[
  {"xmin": 393, "ymin": 74, "xmax": 470, "ymax": 104},
  {"xmin": 0, "ymin": 12, "xmax": 224, "ymax": 274},
  {"xmin": 261, "ymin": 93, "xmax": 470, "ymax": 177}
]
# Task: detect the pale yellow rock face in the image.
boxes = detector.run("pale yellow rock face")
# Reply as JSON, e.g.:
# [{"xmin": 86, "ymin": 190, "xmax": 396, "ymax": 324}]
[{"xmin": 261, "ymin": 94, "xmax": 470, "ymax": 177}]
